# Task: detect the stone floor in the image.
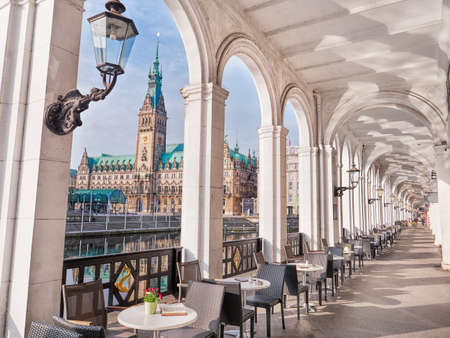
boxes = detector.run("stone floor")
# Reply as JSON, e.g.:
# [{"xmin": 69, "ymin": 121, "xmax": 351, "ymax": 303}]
[{"xmin": 109, "ymin": 228, "xmax": 450, "ymax": 337}]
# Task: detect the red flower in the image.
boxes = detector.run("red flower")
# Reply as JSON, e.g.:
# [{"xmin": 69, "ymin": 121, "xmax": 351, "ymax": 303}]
[{"xmin": 159, "ymin": 294, "xmax": 162, "ymax": 300}]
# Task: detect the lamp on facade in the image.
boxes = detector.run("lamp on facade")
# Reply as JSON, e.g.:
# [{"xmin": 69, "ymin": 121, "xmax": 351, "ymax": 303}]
[
  {"xmin": 334, "ymin": 163, "xmax": 360, "ymax": 197},
  {"xmin": 376, "ymin": 187, "xmax": 384, "ymax": 199},
  {"xmin": 368, "ymin": 197, "xmax": 378, "ymax": 204},
  {"xmin": 45, "ymin": 0, "xmax": 138, "ymax": 135}
]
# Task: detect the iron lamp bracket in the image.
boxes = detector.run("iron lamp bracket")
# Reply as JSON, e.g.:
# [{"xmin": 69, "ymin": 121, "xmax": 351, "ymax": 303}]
[{"xmin": 45, "ymin": 71, "xmax": 118, "ymax": 135}]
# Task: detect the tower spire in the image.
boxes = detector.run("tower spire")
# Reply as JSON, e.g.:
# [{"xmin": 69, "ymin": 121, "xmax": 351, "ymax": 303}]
[{"xmin": 147, "ymin": 32, "xmax": 163, "ymax": 109}]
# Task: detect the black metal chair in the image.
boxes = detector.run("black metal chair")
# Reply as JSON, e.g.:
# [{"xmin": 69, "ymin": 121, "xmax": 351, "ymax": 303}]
[
  {"xmin": 283, "ymin": 264, "xmax": 308, "ymax": 319},
  {"xmin": 53, "ymin": 316, "xmax": 106, "ymax": 338},
  {"xmin": 352, "ymin": 239, "xmax": 364, "ymax": 270},
  {"xmin": 161, "ymin": 281, "xmax": 224, "ymax": 338},
  {"xmin": 324, "ymin": 253, "xmax": 339, "ymax": 296},
  {"xmin": 327, "ymin": 246, "xmax": 345, "ymax": 286},
  {"xmin": 176, "ymin": 260, "xmax": 202, "ymax": 302},
  {"xmin": 28, "ymin": 321, "xmax": 82, "ymax": 338},
  {"xmin": 337, "ymin": 243, "xmax": 354, "ymax": 278},
  {"xmin": 246, "ymin": 264, "xmax": 286, "ymax": 337},
  {"xmin": 305, "ymin": 252, "xmax": 327, "ymax": 304},
  {"xmin": 203, "ymin": 280, "xmax": 255, "ymax": 338}
]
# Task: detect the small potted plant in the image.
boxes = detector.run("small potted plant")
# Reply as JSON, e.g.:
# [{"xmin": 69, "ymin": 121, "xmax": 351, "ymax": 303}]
[{"xmin": 144, "ymin": 287, "xmax": 162, "ymax": 315}]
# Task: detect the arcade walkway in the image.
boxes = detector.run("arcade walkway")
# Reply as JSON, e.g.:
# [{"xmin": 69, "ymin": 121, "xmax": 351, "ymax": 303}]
[
  {"xmin": 255, "ymin": 228, "xmax": 450, "ymax": 338},
  {"xmin": 109, "ymin": 228, "xmax": 450, "ymax": 337}
]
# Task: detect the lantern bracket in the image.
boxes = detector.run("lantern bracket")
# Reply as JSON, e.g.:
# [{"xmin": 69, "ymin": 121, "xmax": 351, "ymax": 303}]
[{"xmin": 45, "ymin": 72, "xmax": 118, "ymax": 135}]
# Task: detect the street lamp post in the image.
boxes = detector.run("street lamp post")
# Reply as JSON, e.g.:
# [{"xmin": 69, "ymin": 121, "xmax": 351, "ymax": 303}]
[{"xmin": 45, "ymin": 0, "xmax": 138, "ymax": 135}]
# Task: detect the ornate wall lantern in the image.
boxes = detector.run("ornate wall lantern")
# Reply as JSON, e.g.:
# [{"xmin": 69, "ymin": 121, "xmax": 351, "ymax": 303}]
[
  {"xmin": 334, "ymin": 163, "xmax": 360, "ymax": 197},
  {"xmin": 368, "ymin": 197, "xmax": 378, "ymax": 204},
  {"xmin": 376, "ymin": 187, "xmax": 384, "ymax": 199},
  {"xmin": 45, "ymin": 0, "xmax": 138, "ymax": 135}
]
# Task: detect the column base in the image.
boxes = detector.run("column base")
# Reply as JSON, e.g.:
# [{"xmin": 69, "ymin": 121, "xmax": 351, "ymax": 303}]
[{"xmin": 441, "ymin": 262, "xmax": 450, "ymax": 271}]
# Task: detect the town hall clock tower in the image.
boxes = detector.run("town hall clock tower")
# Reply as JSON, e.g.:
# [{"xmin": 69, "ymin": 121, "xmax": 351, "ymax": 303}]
[{"xmin": 132, "ymin": 35, "xmax": 167, "ymax": 211}]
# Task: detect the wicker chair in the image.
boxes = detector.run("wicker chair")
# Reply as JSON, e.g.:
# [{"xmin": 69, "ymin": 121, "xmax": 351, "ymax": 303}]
[
  {"xmin": 161, "ymin": 281, "xmax": 225, "ymax": 338},
  {"xmin": 321, "ymin": 238, "xmax": 329, "ymax": 251},
  {"xmin": 176, "ymin": 260, "xmax": 202, "ymax": 302},
  {"xmin": 283, "ymin": 264, "xmax": 308, "ymax": 319},
  {"xmin": 253, "ymin": 251, "xmax": 266, "ymax": 268},
  {"xmin": 62, "ymin": 280, "xmax": 124, "ymax": 329},
  {"xmin": 246, "ymin": 264, "xmax": 287, "ymax": 337},
  {"xmin": 203, "ymin": 279, "xmax": 255, "ymax": 338},
  {"xmin": 53, "ymin": 316, "xmax": 106, "ymax": 338},
  {"xmin": 284, "ymin": 245, "xmax": 302, "ymax": 263},
  {"xmin": 27, "ymin": 321, "xmax": 82, "ymax": 338},
  {"xmin": 304, "ymin": 252, "xmax": 327, "ymax": 304},
  {"xmin": 302, "ymin": 240, "xmax": 311, "ymax": 254}
]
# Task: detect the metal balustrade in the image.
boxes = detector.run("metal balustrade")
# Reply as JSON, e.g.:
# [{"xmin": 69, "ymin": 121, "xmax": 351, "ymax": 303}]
[
  {"xmin": 62, "ymin": 247, "xmax": 182, "ymax": 307},
  {"xmin": 222, "ymin": 238, "xmax": 262, "ymax": 278}
]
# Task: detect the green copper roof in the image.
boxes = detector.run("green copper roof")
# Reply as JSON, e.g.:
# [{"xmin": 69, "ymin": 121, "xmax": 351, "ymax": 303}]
[
  {"xmin": 87, "ymin": 154, "xmax": 135, "ymax": 172},
  {"xmin": 161, "ymin": 144, "xmax": 183, "ymax": 169},
  {"xmin": 69, "ymin": 189, "xmax": 126, "ymax": 204},
  {"xmin": 147, "ymin": 36, "xmax": 162, "ymax": 108},
  {"xmin": 230, "ymin": 149, "xmax": 257, "ymax": 168}
]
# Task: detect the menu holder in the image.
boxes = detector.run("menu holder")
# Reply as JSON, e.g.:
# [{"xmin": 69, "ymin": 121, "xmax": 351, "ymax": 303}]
[{"xmin": 160, "ymin": 304, "xmax": 188, "ymax": 316}]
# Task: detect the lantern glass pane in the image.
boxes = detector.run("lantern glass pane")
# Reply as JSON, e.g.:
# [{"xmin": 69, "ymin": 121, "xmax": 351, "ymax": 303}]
[
  {"xmin": 89, "ymin": 13, "xmax": 138, "ymax": 74},
  {"xmin": 119, "ymin": 27, "xmax": 136, "ymax": 70},
  {"xmin": 90, "ymin": 16, "xmax": 107, "ymax": 66}
]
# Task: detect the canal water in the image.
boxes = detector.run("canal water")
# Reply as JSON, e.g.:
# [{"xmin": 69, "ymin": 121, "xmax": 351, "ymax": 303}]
[{"xmin": 64, "ymin": 215, "xmax": 298, "ymax": 259}]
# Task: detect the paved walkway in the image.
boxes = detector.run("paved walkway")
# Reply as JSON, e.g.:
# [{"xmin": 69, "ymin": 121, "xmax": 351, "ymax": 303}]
[
  {"xmin": 109, "ymin": 228, "xmax": 450, "ymax": 337},
  {"xmin": 251, "ymin": 227, "xmax": 450, "ymax": 337}
]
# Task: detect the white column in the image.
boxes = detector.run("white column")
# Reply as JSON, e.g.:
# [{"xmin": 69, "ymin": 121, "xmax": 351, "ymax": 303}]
[
  {"xmin": 258, "ymin": 126, "xmax": 287, "ymax": 263},
  {"xmin": 430, "ymin": 202, "xmax": 441, "ymax": 246},
  {"xmin": 180, "ymin": 83, "xmax": 228, "ymax": 278},
  {"xmin": 0, "ymin": 0, "xmax": 84, "ymax": 336},
  {"xmin": 360, "ymin": 175, "xmax": 368, "ymax": 233},
  {"xmin": 319, "ymin": 145, "xmax": 336, "ymax": 245},
  {"xmin": 336, "ymin": 163, "xmax": 344, "ymax": 241},
  {"xmin": 298, "ymin": 146, "xmax": 320, "ymax": 250},
  {"xmin": 435, "ymin": 146, "xmax": 450, "ymax": 270}
]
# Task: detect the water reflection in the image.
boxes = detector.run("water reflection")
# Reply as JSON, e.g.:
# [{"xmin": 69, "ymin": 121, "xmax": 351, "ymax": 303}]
[
  {"xmin": 64, "ymin": 230, "xmax": 259, "ymax": 259},
  {"xmin": 64, "ymin": 232, "xmax": 181, "ymax": 259}
]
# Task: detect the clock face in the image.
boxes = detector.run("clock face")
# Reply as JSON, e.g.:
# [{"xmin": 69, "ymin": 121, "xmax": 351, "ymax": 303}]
[{"xmin": 142, "ymin": 135, "xmax": 148, "ymax": 144}]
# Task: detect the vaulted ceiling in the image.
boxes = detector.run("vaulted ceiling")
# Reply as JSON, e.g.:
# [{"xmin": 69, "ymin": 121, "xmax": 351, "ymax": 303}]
[{"xmin": 236, "ymin": 0, "xmax": 448, "ymax": 204}]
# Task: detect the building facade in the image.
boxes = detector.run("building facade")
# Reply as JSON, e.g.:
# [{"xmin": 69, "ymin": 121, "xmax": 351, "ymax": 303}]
[
  {"xmin": 286, "ymin": 146, "xmax": 299, "ymax": 215},
  {"xmin": 75, "ymin": 40, "xmax": 257, "ymax": 215}
]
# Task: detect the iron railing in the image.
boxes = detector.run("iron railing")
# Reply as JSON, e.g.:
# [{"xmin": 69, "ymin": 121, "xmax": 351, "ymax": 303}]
[
  {"xmin": 62, "ymin": 247, "xmax": 182, "ymax": 307},
  {"xmin": 287, "ymin": 232, "xmax": 303, "ymax": 256},
  {"xmin": 222, "ymin": 238, "xmax": 262, "ymax": 278}
]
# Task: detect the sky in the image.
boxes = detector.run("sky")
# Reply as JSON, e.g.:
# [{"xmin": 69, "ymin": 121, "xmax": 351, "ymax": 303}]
[{"xmin": 71, "ymin": 0, "xmax": 299, "ymax": 169}]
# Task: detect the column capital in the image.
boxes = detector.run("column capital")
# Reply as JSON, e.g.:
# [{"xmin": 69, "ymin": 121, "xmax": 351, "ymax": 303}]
[
  {"xmin": 258, "ymin": 125, "xmax": 288, "ymax": 139},
  {"xmin": 181, "ymin": 82, "xmax": 229, "ymax": 103},
  {"xmin": 319, "ymin": 144, "xmax": 333, "ymax": 153},
  {"xmin": 298, "ymin": 146, "xmax": 319, "ymax": 156}
]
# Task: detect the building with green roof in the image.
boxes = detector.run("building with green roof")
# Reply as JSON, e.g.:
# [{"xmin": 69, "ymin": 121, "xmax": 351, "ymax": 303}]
[{"xmin": 73, "ymin": 37, "xmax": 257, "ymax": 215}]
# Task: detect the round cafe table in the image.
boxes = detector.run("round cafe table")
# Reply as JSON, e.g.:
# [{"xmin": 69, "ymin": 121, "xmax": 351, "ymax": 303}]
[
  {"xmin": 295, "ymin": 263, "xmax": 323, "ymax": 312},
  {"xmin": 118, "ymin": 304, "xmax": 197, "ymax": 338}
]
